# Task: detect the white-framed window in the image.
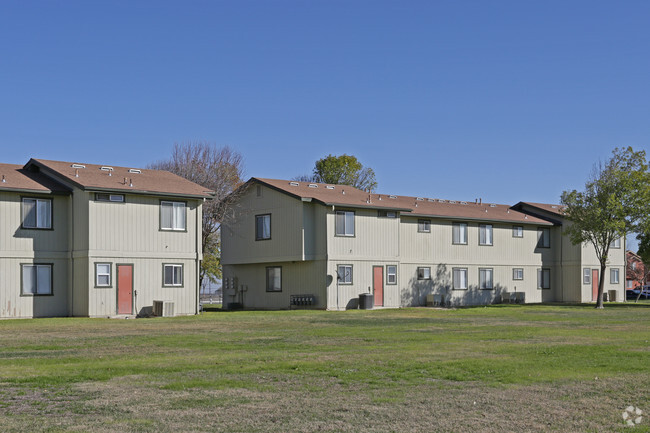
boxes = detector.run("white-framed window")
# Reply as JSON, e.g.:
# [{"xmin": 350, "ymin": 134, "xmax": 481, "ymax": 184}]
[
  {"xmin": 21, "ymin": 264, "xmax": 52, "ymax": 295},
  {"xmin": 255, "ymin": 214, "xmax": 271, "ymax": 240},
  {"xmin": 479, "ymin": 224, "xmax": 493, "ymax": 246},
  {"xmin": 160, "ymin": 201, "xmax": 186, "ymax": 231},
  {"xmin": 163, "ymin": 264, "xmax": 183, "ymax": 287},
  {"xmin": 627, "ymin": 280, "xmax": 633, "ymax": 289},
  {"xmin": 337, "ymin": 265, "xmax": 353, "ymax": 284},
  {"xmin": 513, "ymin": 268, "xmax": 524, "ymax": 280},
  {"xmin": 537, "ymin": 227, "xmax": 550, "ymax": 248},
  {"xmin": 453, "ymin": 268, "xmax": 468, "ymax": 290},
  {"xmin": 610, "ymin": 238, "xmax": 621, "ymax": 249},
  {"xmin": 95, "ymin": 193, "xmax": 125, "ymax": 203},
  {"xmin": 22, "ymin": 198, "xmax": 52, "ymax": 229},
  {"xmin": 95, "ymin": 263, "xmax": 112, "ymax": 287},
  {"xmin": 417, "ymin": 267, "xmax": 431, "ymax": 280},
  {"xmin": 538, "ymin": 268, "xmax": 551, "ymax": 289},
  {"xmin": 335, "ymin": 211, "xmax": 355, "ymax": 236},
  {"xmin": 386, "ymin": 265, "xmax": 397, "ymax": 285},
  {"xmin": 583, "ymin": 268, "xmax": 591, "ymax": 284},
  {"xmin": 378, "ymin": 210, "xmax": 397, "ymax": 218},
  {"xmin": 610, "ymin": 268, "xmax": 620, "ymax": 284},
  {"xmin": 266, "ymin": 266, "xmax": 282, "ymax": 292},
  {"xmin": 513, "ymin": 226, "xmax": 523, "ymax": 238},
  {"xmin": 452, "ymin": 223, "xmax": 467, "ymax": 245},
  {"xmin": 418, "ymin": 219, "xmax": 431, "ymax": 233},
  {"xmin": 479, "ymin": 268, "xmax": 493, "ymax": 289}
]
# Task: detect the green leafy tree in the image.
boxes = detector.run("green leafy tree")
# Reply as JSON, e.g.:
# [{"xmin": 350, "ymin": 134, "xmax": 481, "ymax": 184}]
[
  {"xmin": 561, "ymin": 147, "xmax": 650, "ymax": 308},
  {"xmin": 305, "ymin": 154, "xmax": 377, "ymax": 191},
  {"xmin": 149, "ymin": 142, "xmax": 244, "ymax": 290}
]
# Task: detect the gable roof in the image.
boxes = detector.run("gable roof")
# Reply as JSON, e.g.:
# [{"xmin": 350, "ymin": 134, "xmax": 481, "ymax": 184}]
[
  {"xmin": 252, "ymin": 178, "xmax": 552, "ymax": 225},
  {"xmin": 516, "ymin": 202, "xmax": 565, "ymax": 216},
  {"xmin": 0, "ymin": 163, "xmax": 70, "ymax": 194},
  {"xmin": 26, "ymin": 159, "xmax": 214, "ymax": 199}
]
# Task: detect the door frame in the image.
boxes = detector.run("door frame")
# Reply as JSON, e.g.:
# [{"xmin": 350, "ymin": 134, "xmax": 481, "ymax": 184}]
[
  {"xmin": 373, "ymin": 265, "xmax": 384, "ymax": 307},
  {"xmin": 116, "ymin": 263, "xmax": 134, "ymax": 315}
]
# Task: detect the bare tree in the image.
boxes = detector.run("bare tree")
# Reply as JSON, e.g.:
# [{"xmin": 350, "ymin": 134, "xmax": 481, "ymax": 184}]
[{"xmin": 149, "ymin": 142, "xmax": 244, "ymax": 290}]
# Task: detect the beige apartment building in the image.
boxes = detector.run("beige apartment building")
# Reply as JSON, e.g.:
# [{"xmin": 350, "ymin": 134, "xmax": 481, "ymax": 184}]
[
  {"xmin": 0, "ymin": 159, "xmax": 212, "ymax": 318},
  {"xmin": 221, "ymin": 178, "xmax": 625, "ymax": 310}
]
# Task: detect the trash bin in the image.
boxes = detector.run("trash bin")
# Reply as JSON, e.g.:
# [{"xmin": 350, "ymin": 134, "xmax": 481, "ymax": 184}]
[{"xmin": 359, "ymin": 293, "xmax": 374, "ymax": 310}]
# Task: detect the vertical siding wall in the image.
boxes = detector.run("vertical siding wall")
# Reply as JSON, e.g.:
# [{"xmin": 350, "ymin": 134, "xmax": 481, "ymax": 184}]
[
  {"xmin": 83, "ymin": 194, "xmax": 202, "ymax": 316},
  {"xmin": 0, "ymin": 192, "xmax": 70, "ymax": 318},
  {"xmin": 223, "ymin": 261, "xmax": 327, "ymax": 310}
]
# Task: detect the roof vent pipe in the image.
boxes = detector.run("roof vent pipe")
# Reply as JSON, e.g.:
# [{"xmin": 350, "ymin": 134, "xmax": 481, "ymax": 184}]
[
  {"xmin": 1, "ymin": 175, "xmax": 5, "ymax": 183},
  {"xmin": 479, "ymin": 198, "xmax": 482, "ymax": 205},
  {"xmin": 342, "ymin": 189, "xmax": 345, "ymax": 195},
  {"xmin": 129, "ymin": 178, "xmax": 133, "ymax": 187},
  {"xmin": 75, "ymin": 169, "xmax": 79, "ymax": 178}
]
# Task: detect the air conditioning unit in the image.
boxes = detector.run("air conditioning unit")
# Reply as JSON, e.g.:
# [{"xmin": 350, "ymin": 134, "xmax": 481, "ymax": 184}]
[{"xmin": 153, "ymin": 300, "xmax": 175, "ymax": 317}]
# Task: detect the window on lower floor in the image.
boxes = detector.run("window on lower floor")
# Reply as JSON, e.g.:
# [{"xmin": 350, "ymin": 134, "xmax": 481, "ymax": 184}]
[
  {"xmin": 337, "ymin": 265, "xmax": 353, "ymax": 284},
  {"xmin": 453, "ymin": 268, "xmax": 468, "ymax": 290},
  {"xmin": 513, "ymin": 268, "xmax": 524, "ymax": 280},
  {"xmin": 610, "ymin": 268, "xmax": 620, "ymax": 284},
  {"xmin": 163, "ymin": 264, "xmax": 183, "ymax": 287},
  {"xmin": 627, "ymin": 280, "xmax": 633, "ymax": 289},
  {"xmin": 538, "ymin": 268, "xmax": 550, "ymax": 289},
  {"xmin": 386, "ymin": 265, "xmax": 397, "ymax": 285},
  {"xmin": 266, "ymin": 266, "xmax": 282, "ymax": 292},
  {"xmin": 479, "ymin": 268, "xmax": 493, "ymax": 289},
  {"xmin": 583, "ymin": 268, "xmax": 591, "ymax": 284},
  {"xmin": 22, "ymin": 264, "xmax": 52, "ymax": 295},
  {"xmin": 95, "ymin": 263, "xmax": 112, "ymax": 287},
  {"xmin": 417, "ymin": 267, "xmax": 431, "ymax": 280}
]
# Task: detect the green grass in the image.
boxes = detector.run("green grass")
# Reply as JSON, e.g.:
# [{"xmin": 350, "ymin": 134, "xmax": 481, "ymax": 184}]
[{"xmin": 0, "ymin": 304, "xmax": 649, "ymax": 432}]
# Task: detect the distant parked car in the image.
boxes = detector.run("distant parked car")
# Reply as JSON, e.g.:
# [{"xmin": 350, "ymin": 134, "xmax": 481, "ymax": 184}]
[{"xmin": 627, "ymin": 286, "xmax": 650, "ymax": 299}]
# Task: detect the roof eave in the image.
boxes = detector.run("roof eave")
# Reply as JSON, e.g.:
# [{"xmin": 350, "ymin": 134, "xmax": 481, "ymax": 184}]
[{"xmin": 406, "ymin": 212, "xmax": 553, "ymax": 225}]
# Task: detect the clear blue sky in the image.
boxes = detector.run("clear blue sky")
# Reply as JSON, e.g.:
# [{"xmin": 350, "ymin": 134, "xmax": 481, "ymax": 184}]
[{"xmin": 1, "ymin": 1, "xmax": 648, "ymax": 247}]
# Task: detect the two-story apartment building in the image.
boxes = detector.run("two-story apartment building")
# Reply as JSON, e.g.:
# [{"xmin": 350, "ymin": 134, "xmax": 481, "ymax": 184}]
[
  {"xmin": 0, "ymin": 159, "xmax": 213, "ymax": 318},
  {"xmin": 221, "ymin": 178, "xmax": 625, "ymax": 309}
]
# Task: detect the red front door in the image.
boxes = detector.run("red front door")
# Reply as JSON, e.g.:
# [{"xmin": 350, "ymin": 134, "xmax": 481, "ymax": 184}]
[
  {"xmin": 373, "ymin": 266, "xmax": 384, "ymax": 306},
  {"xmin": 117, "ymin": 264, "xmax": 133, "ymax": 315},
  {"xmin": 592, "ymin": 269, "xmax": 599, "ymax": 302}
]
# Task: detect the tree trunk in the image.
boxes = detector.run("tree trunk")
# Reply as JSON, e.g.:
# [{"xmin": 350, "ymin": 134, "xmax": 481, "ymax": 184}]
[{"xmin": 596, "ymin": 262, "xmax": 606, "ymax": 309}]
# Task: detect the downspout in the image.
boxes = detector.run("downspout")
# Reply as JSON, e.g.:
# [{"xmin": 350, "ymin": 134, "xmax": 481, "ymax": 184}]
[
  {"xmin": 560, "ymin": 224, "xmax": 563, "ymax": 303},
  {"xmin": 69, "ymin": 194, "xmax": 74, "ymax": 316},
  {"xmin": 195, "ymin": 199, "xmax": 202, "ymax": 315}
]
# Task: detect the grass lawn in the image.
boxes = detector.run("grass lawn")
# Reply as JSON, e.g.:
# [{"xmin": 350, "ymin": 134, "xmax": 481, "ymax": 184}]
[{"xmin": 0, "ymin": 304, "xmax": 649, "ymax": 432}]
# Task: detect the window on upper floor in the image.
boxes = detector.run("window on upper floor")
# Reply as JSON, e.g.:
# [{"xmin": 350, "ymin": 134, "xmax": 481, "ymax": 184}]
[
  {"xmin": 479, "ymin": 224, "xmax": 493, "ymax": 246},
  {"xmin": 96, "ymin": 193, "xmax": 125, "ymax": 203},
  {"xmin": 513, "ymin": 268, "xmax": 524, "ymax": 280},
  {"xmin": 418, "ymin": 219, "xmax": 431, "ymax": 233},
  {"xmin": 513, "ymin": 226, "xmax": 523, "ymax": 238},
  {"xmin": 537, "ymin": 227, "xmax": 550, "ymax": 248},
  {"xmin": 538, "ymin": 268, "xmax": 551, "ymax": 289},
  {"xmin": 335, "ymin": 211, "xmax": 355, "ymax": 237},
  {"xmin": 266, "ymin": 266, "xmax": 282, "ymax": 292},
  {"xmin": 610, "ymin": 268, "xmax": 620, "ymax": 284},
  {"xmin": 479, "ymin": 268, "xmax": 493, "ymax": 289},
  {"xmin": 22, "ymin": 198, "xmax": 51, "ymax": 229},
  {"xmin": 255, "ymin": 214, "xmax": 271, "ymax": 240},
  {"xmin": 160, "ymin": 201, "xmax": 186, "ymax": 231},
  {"xmin": 21, "ymin": 264, "xmax": 52, "ymax": 295},
  {"xmin": 337, "ymin": 265, "xmax": 353, "ymax": 284},
  {"xmin": 378, "ymin": 210, "xmax": 397, "ymax": 218},
  {"xmin": 453, "ymin": 268, "xmax": 468, "ymax": 290},
  {"xmin": 452, "ymin": 222, "xmax": 467, "ymax": 245},
  {"xmin": 417, "ymin": 267, "xmax": 431, "ymax": 280},
  {"xmin": 610, "ymin": 237, "xmax": 621, "ymax": 249},
  {"xmin": 163, "ymin": 264, "xmax": 183, "ymax": 287},
  {"xmin": 386, "ymin": 265, "xmax": 397, "ymax": 285}
]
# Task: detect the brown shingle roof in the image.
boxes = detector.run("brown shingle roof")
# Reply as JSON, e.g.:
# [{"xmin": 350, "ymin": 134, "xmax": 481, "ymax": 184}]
[
  {"xmin": 0, "ymin": 163, "xmax": 70, "ymax": 194},
  {"xmin": 254, "ymin": 178, "xmax": 552, "ymax": 225},
  {"xmin": 27, "ymin": 159, "xmax": 214, "ymax": 199},
  {"xmin": 517, "ymin": 202, "xmax": 566, "ymax": 217}
]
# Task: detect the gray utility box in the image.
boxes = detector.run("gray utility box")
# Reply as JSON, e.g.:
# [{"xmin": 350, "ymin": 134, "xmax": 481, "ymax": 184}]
[{"xmin": 359, "ymin": 293, "xmax": 374, "ymax": 310}]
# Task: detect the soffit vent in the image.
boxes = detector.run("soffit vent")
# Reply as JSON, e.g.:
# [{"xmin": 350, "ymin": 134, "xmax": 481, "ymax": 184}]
[
  {"xmin": 289, "ymin": 182, "xmax": 299, "ymax": 186},
  {"xmin": 449, "ymin": 200, "xmax": 457, "ymax": 204},
  {"xmin": 100, "ymin": 166, "xmax": 113, "ymax": 171},
  {"xmin": 71, "ymin": 164, "xmax": 86, "ymax": 169},
  {"xmin": 308, "ymin": 184, "xmax": 318, "ymax": 188},
  {"xmin": 389, "ymin": 195, "xmax": 397, "ymax": 199},
  {"xmin": 438, "ymin": 199, "xmax": 447, "ymax": 203},
  {"xmin": 490, "ymin": 204, "xmax": 497, "ymax": 208},
  {"xmin": 326, "ymin": 185, "xmax": 335, "ymax": 190},
  {"xmin": 128, "ymin": 169, "xmax": 142, "ymax": 174},
  {"xmin": 416, "ymin": 197, "xmax": 424, "ymax": 201},
  {"xmin": 460, "ymin": 201, "xmax": 468, "ymax": 205},
  {"xmin": 427, "ymin": 198, "xmax": 435, "ymax": 202}
]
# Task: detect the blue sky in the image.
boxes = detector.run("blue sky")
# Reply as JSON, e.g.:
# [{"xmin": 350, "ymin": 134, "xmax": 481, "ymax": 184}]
[{"xmin": 1, "ymin": 1, "xmax": 648, "ymax": 246}]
